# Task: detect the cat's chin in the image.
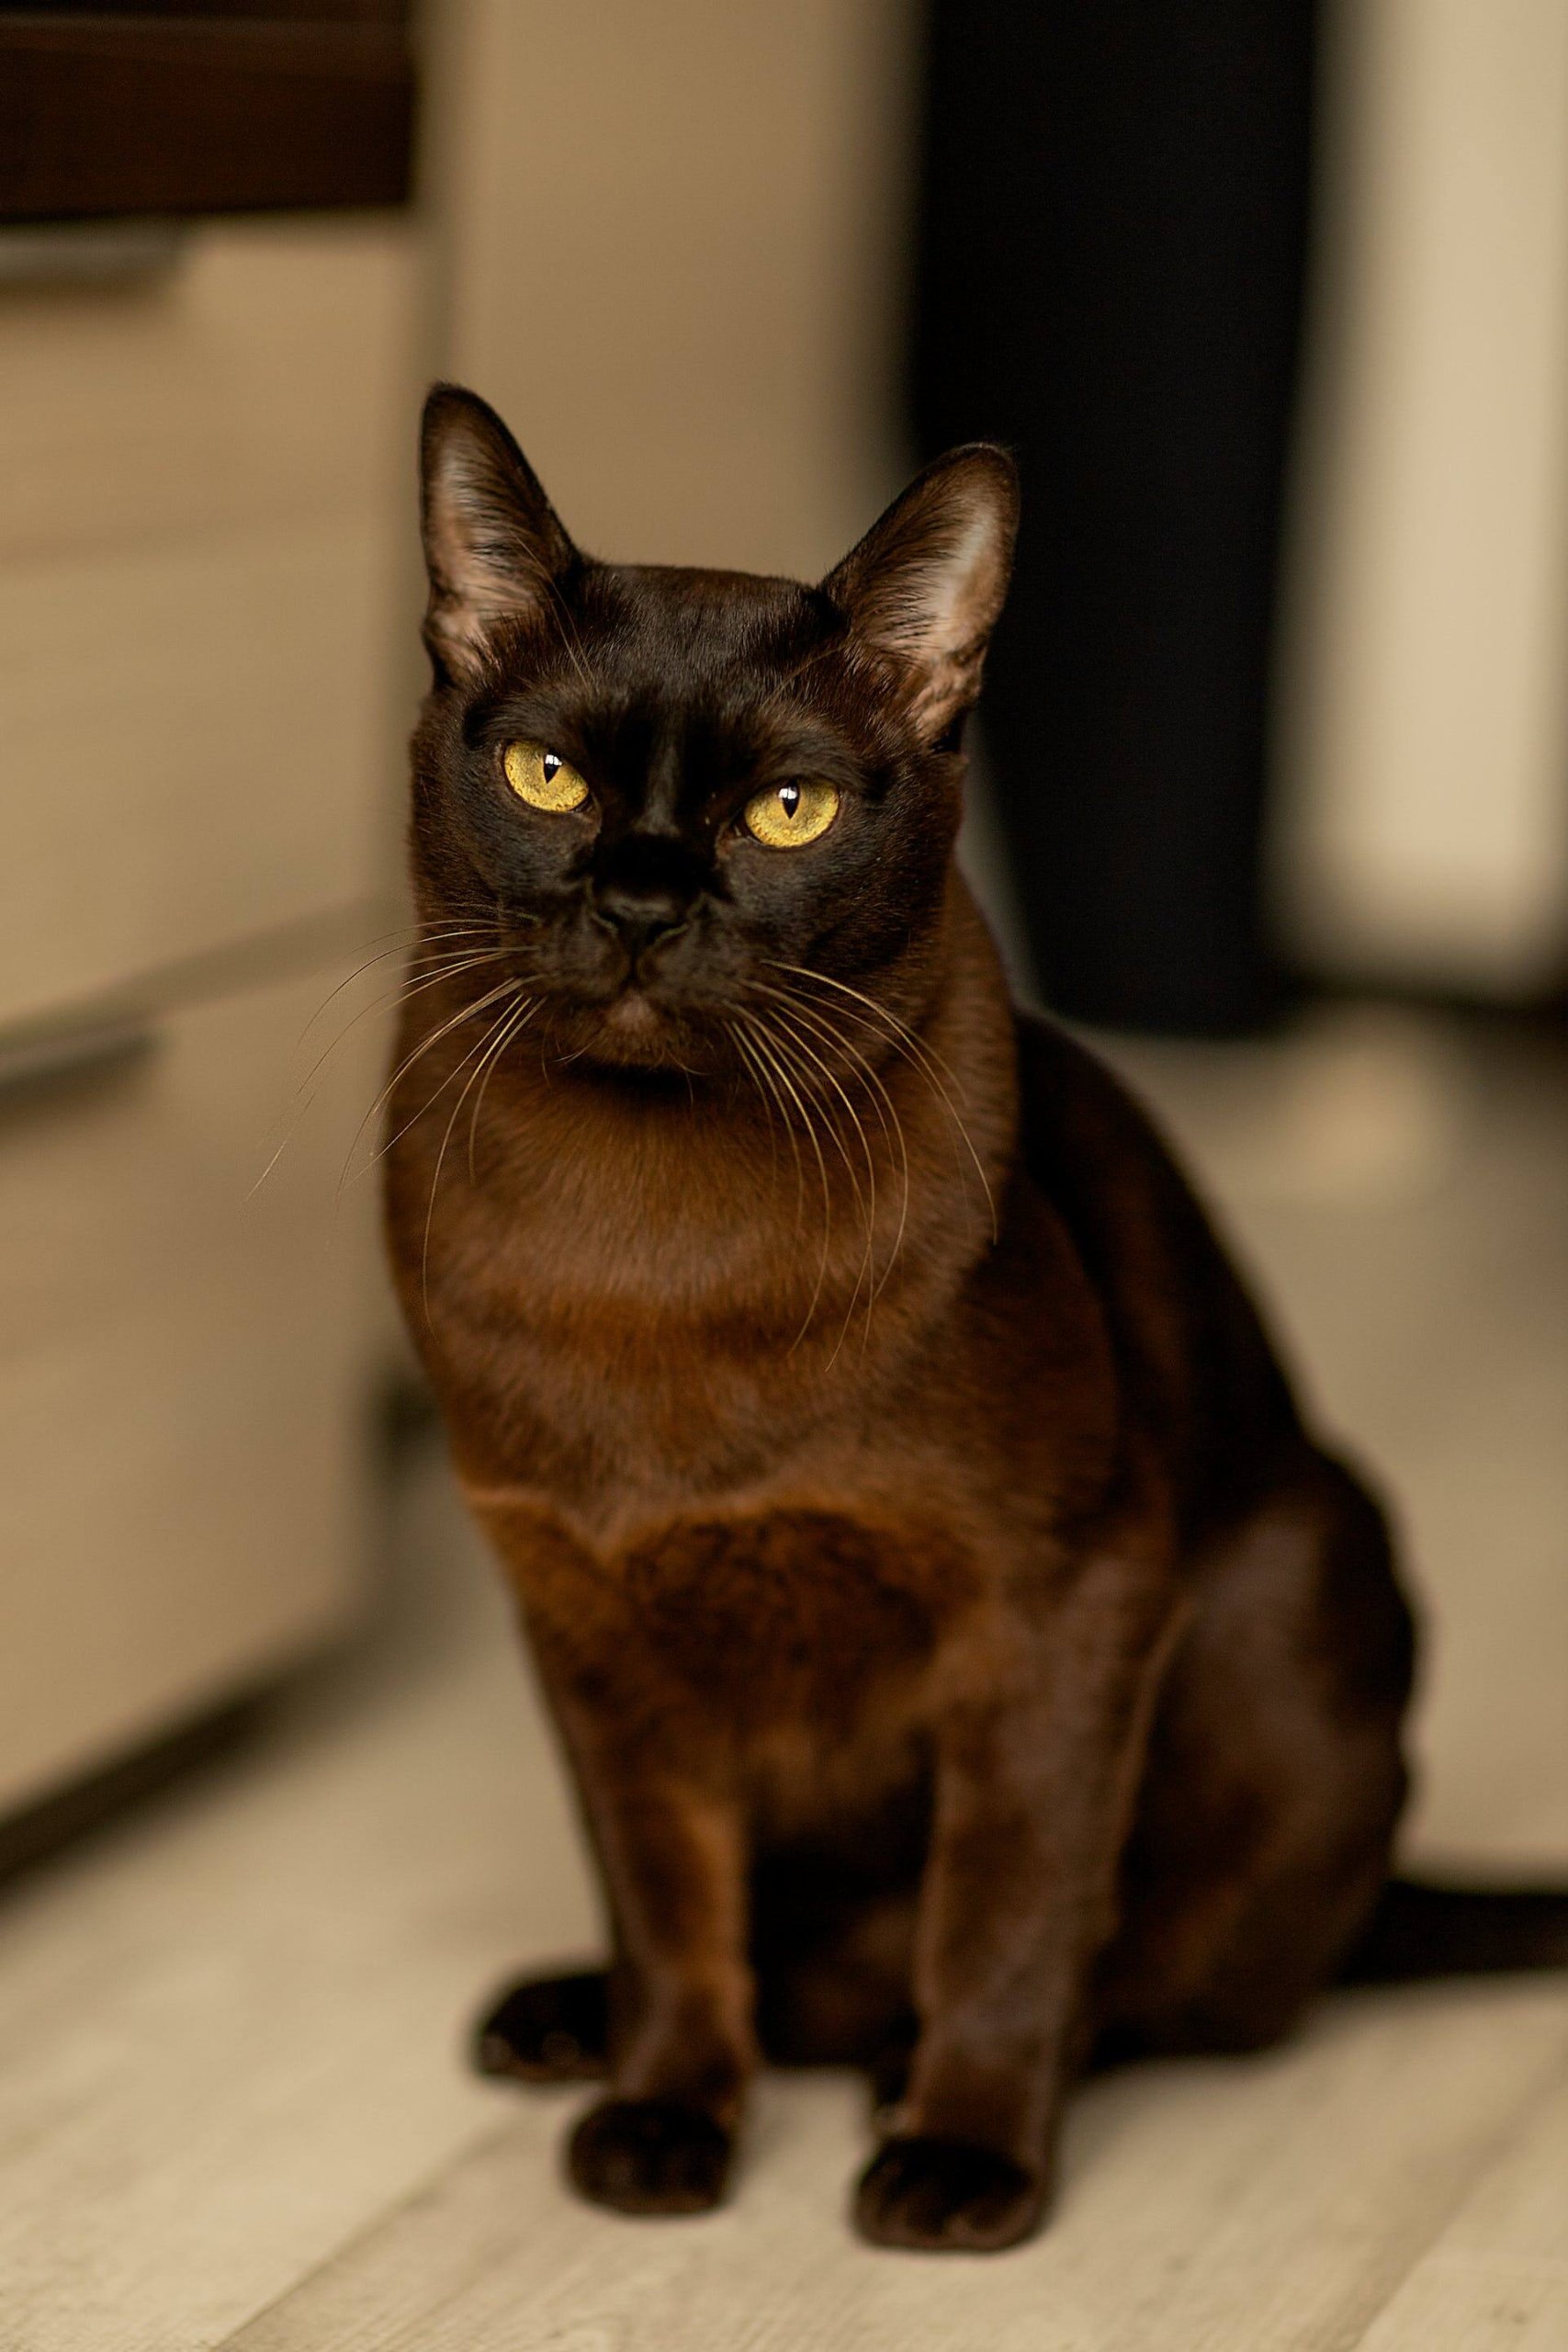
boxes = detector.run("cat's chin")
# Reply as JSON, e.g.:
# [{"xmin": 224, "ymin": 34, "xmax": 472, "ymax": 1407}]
[{"xmin": 552, "ymin": 989, "xmax": 720, "ymax": 1078}]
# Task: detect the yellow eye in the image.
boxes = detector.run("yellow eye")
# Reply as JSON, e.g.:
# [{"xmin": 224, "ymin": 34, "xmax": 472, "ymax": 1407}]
[
  {"xmin": 503, "ymin": 740, "xmax": 589, "ymax": 813},
  {"xmin": 742, "ymin": 778, "xmax": 840, "ymax": 849}
]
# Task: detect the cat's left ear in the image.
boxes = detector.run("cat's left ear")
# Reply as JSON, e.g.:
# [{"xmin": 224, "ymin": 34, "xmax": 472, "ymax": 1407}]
[
  {"xmin": 821, "ymin": 446, "xmax": 1019, "ymax": 745},
  {"xmin": 419, "ymin": 382, "xmax": 578, "ymax": 684}
]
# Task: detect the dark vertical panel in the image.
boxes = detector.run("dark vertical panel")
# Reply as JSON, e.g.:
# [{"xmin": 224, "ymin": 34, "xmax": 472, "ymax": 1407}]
[{"xmin": 911, "ymin": 3, "xmax": 1318, "ymax": 1034}]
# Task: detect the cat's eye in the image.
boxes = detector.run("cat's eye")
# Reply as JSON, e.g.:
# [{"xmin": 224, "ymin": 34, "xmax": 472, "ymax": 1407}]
[
  {"xmin": 742, "ymin": 778, "xmax": 840, "ymax": 849},
  {"xmin": 503, "ymin": 739, "xmax": 589, "ymax": 813}
]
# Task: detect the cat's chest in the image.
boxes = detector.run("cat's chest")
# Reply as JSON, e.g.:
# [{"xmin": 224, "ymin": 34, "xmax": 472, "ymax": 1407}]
[
  {"xmin": 474, "ymin": 1493, "xmax": 977, "ymax": 1736},
  {"xmin": 427, "ymin": 1213, "xmax": 924, "ymax": 1502},
  {"xmin": 403, "ymin": 1101, "xmax": 972, "ymax": 1489}
]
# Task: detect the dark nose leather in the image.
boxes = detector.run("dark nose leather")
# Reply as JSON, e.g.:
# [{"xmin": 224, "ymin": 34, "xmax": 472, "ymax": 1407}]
[
  {"xmin": 592, "ymin": 836, "xmax": 701, "ymax": 963},
  {"xmin": 592, "ymin": 877, "xmax": 690, "ymax": 962}
]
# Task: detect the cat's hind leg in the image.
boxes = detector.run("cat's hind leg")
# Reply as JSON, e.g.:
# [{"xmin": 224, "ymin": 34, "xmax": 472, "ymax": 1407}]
[
  {"xmin": 1094, "ymin": 1452, "xmax": 1415, "ymax": 2058},
  {"xmin": 750, "ymin": 1864, "xmax": 917, "ymax": 2072},
  {"xmin": 471, "ymin": 1967, "xmax": 610, "ymax": 2083},
  {"xmin": 470, "ymin": 1889, "xmax": 918, "ymax": 2092},
  {"xmin": 752, "ymin": 1888, "xmax": 919, "ymax": 2127}
]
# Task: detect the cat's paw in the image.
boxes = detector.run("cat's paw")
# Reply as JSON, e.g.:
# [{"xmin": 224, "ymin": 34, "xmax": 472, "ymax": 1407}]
[
  {"xmin": 853, "ymin": 2134, "xmax": 1045, "ymax": 2252},
  {"xmin": 470, "ymin": 1967, "xmax": 609, "ymax": 2083},
  {"xmin": 567, "ymin": 2097, "xmax": 733, "ymax": 2215}
]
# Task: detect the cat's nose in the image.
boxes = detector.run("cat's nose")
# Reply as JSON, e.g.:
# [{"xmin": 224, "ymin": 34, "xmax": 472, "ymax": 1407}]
[
  {"xmin": 591, "ymin": 835, "xmax": 703, "ymax": 965},
  {"xmin": 592, "ymin": 876, "xmax": 691, "ymax": 963}
]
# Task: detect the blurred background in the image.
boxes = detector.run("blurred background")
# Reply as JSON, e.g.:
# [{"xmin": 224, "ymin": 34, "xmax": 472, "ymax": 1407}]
[
  {"xmin": 3, "ymin": 8, "xmax": 1567, "ymax": 2341},
  {"xmin": 2, "ymin": 0, "xmax": 1564, "ymax": 1914}
]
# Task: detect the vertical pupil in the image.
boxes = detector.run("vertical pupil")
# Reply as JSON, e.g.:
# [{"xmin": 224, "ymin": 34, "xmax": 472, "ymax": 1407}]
[
  {"xmin": 542, "ymin": 752, "xmax": 562, "ymax": 781},
  {"xmin": 779, "ymin": 784, "xmax": 801, "ymax": 820}
]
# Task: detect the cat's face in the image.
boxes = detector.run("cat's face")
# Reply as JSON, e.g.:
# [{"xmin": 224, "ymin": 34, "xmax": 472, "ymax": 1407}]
[{"xmin": 410, "ymin": 386, "xmax": 1017, "ymax": 1078}]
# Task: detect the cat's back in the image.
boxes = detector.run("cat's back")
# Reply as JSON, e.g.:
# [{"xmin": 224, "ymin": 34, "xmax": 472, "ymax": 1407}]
[{"xmin": 1012, "ymin": 1011, "xmax": 1303, "ymax": 1535}]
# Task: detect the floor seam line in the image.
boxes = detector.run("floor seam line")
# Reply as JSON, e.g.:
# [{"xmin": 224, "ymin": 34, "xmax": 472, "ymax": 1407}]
[
  {"xmin": 1341, "ymin": 2031, "xmax": 1568, "ymax": 2350},
  {"xmin": 208, "ymin": 2109, "xmax": 527, "ymax": 2351}
]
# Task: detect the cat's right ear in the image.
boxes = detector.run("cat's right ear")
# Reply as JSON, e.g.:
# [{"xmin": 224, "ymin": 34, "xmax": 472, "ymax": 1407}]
[
  {"xmin": 419, "ymin": 384, "xmax": 578, "ymax": 684},
  {"xmin": 822, "ymin": 446, "xmax": 1019, "ymax": 747}
]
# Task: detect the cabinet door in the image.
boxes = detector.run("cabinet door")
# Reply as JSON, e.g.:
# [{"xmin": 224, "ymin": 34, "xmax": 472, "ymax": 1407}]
[
  {"xmin": 0, "ymin": 519, "xmax": 400, "ymax": 1029},
  {"xmin": 0, "ymin": 220, "xmax": 412, "ymax": 563},
  {"xmin": 0, "ymin": 958, "xmax": 389, "ymax": 1815},
  {"xmin": 0, "ymin": 217, "xmax": 415, "ymax": 1033}
]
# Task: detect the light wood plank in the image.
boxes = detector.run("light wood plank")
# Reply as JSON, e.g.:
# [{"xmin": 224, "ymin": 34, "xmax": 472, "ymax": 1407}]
[
  {"xmin": 1355, "ymin": 2065, "xmax": 1568, "ymax": 2349},
  {"xmin": 220, "ymin": 1981, "xmax": 1568, "ymax": 2352},
  {"xmin": 0, "ymin": 1458, "xmax": 600, "ymax": 2352}
]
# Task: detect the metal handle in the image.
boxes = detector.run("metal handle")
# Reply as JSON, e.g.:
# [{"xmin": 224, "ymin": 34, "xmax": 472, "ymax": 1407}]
[
  {"xmin": 0, "ymin": 1014, "xmax": 160, "ymax": 1103},
  {"xmin": 0, "ymin": 220, "xmax": 187, "ymax": 291}
]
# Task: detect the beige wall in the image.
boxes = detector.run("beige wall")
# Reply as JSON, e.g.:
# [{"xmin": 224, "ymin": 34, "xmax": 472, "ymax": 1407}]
[
  {"xmin": 1276, "ymin": 0, "xmax": 1568, "ymax": 997},
  {"xmin": 423, "ymin": 0, "xmax": 918, "ymax": 582},
  {"xmin": 424, "ymin": 3, "xmax": 1568, "ymax": 1001}
]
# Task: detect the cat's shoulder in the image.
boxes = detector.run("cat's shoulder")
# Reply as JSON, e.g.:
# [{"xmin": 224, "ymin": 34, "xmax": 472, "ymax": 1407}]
[{"xmin": 1011, "ymin": 1007, "xmax": 1190, "ymax": 1199}]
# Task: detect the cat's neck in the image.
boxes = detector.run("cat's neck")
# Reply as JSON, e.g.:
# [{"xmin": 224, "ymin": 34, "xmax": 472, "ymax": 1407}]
[
  {"xmin": 391, "ymin": 874, "xmax": 1018, "ymax": 1495},
  {"xmin": 489, "ymin": 875, "xmax": 1009, "ymax": 1274}
]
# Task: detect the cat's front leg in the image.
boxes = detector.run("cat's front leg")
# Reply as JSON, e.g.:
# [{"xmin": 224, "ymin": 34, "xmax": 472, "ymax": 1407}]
[
  {"xmin": 857, "ymin": 1561, "xmax": 1179, "ymax": 2252},
  {"xmin": 553, "ymin": 1705, "xmax": 758, "ymax": 2217}
]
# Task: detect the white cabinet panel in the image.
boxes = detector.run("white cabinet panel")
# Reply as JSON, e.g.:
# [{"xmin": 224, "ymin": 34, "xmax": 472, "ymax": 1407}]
[{"xmin": 0, "ymin": 962, "xmax": 388, "ymax": 1814}]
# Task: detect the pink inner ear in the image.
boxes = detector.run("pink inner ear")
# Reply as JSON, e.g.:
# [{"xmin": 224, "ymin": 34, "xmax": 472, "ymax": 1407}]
[
  {"xmin": 834, "ymin": 473, "xmax": 1015, "ymax": 743},
  {"xmin": 421, "ymin": 394, "xmax": 577, "ymax": 680},
  {"xmin": 822, "ymin": 447, "xmax": 1017, "ymax": 743}
]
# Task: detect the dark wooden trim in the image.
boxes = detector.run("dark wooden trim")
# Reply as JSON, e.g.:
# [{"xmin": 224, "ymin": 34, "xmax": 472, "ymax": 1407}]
[
  {"xmin": 0, "ymin": 1694, "xmax": 265, "ymax": 1891},
  {"xmin": 0, "ymin": 2, "xmax": 405, "ymax": 20},
  {"xmin": 0, "ymin": 17, "xmax": 415, "ymax": 221}
]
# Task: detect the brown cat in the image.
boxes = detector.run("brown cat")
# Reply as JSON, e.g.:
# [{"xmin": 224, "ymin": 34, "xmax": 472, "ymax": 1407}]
[{"xmin": 383, "ymin": 382, "xmax": 1425, "ymax": 2253}]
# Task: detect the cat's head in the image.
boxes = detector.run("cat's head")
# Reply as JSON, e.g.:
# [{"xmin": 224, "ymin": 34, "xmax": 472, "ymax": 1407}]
[{"xmin": 410, "ymin": 383, "xmax": 1017, "ymax": 1078}]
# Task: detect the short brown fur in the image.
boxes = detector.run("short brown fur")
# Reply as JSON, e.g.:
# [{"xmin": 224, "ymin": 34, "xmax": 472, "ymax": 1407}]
[{"xmin": 384, "ymin": 386, "xmax": 1416, "ymax": 2250}]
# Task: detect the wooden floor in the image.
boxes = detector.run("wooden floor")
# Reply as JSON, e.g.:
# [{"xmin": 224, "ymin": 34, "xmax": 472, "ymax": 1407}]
[{"xmin": 3, "ymin": 1007, "xmax": 1565, "ymax": 2350}]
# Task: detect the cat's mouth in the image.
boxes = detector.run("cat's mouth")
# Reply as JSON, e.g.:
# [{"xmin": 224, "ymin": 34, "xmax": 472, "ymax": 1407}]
[
  {"xmin": 513, "ymin": 910, "xmax": 741, "ymax": 1077},
  {"xmin": 547, "ymin": 979, "xmax": 728, "ymax": 1078}
]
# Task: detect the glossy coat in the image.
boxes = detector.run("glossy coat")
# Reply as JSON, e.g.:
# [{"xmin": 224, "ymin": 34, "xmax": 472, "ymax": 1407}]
[{"xmin": 383, "ymin": 387, "xmax": 1416, "ymax": 2250}]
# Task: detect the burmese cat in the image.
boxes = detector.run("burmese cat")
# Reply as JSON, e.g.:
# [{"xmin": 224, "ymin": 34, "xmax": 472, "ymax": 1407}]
[{"xmin": 383, "ymin": 382, "xmax": 1427, "ymax": 2252}]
